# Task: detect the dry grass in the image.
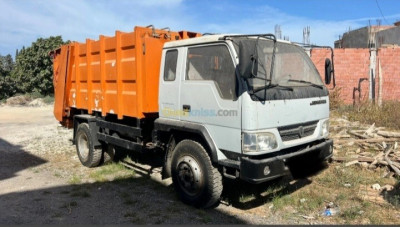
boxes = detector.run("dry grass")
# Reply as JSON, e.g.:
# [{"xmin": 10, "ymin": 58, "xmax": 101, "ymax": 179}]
[
  {"xmin": 260, "ymin": 162, "xmax": 399, "ymax": 224},
  {"xmin": 329, "ymin": 87, "xmax": 344, "ymax": 110},
  {"xmin": 327, "ymin": 103, "xmax": 400, "ymax": 223},
  {"xmin": 334, "ymin": 101, "xmax": 400, "ymax": 130}
]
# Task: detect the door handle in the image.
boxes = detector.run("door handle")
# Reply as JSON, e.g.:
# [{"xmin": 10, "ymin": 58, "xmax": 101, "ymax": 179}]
[{"xmin": 182, "ymin": 105, "xmax": 191, "ymax": 112}]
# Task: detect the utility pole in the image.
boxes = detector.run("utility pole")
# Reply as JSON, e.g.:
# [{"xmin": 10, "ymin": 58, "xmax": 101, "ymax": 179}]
[
  {"xmin": 369, "ymin": 21, "xmax": 378, "ymax": 102},
  {"xmin": 303, "ymin": 26, "xmax": 310, "ymax": 45},
  {"xmin": 275, "ymin": 25, "xmax": 282, "ymax": 39}
]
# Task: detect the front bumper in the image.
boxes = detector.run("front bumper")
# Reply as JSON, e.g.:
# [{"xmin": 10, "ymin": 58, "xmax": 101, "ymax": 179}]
[{"xmin": 220, "ymin": 139, "xmax": 333, "ymax": 184}]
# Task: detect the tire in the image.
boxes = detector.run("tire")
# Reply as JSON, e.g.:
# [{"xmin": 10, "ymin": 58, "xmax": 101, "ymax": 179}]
[
  {"xmin": 75, "ymin": 123, "xmax": 102, "ymax": 167},
  {"xmin": 171, "ymin": 139, "xmax": 222, "ymax": 208},
  {"xmin": 107, "ymin": 132, "xmax": 127, "ymax": 162},
  {"xmin": 98, "ymin": 142, "xmax": 115, "ymax": 165},
  {"xmin": 102, "ymin": 144, "xmax": 115, "ymax": 164}
]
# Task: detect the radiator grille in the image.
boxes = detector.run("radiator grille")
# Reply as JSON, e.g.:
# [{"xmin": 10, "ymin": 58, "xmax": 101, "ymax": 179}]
[{"xmin": 278, "ymin": 121, "xmax": 318, "ymax": 142}]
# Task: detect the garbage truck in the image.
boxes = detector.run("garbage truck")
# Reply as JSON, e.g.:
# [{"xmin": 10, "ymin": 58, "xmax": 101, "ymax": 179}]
[{"xmin": 51, "ymin": 25, "xmax": 334, "ymax": 208}]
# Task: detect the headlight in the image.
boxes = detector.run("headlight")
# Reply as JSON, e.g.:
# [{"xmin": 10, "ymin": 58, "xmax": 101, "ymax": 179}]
[
  {"xmin": 242, "ymin": 132, "xmax": 277, "ymax": 153},
  {"xmin": 320, "ymin": 120, "xmax": 329, "ymax": 137}
]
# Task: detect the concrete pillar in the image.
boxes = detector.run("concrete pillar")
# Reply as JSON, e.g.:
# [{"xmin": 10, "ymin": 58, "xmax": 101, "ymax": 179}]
[{"xmin": 369, "ymin": 48, "xmax": 377, "ymax": 101}]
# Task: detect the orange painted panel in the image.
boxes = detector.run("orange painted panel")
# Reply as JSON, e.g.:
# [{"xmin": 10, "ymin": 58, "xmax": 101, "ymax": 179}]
[
  {"xmin": 78, "ymin": 83, "xmax": 88, "ymax": 109},
  {"xmin": 122, "ymin": 83, "xmax": 137, "ymax": 117},
  {"xmin": 69, "ymin": 87, "xmax": 77, "ymax": 108},
  {"xmin": 91, "ymin": 84, "xmax": 102, "ymax": 112},
  {"xmin": 104, "ymin": 82, "xmax": 118, "ymax": 113},
  {"xmin": 121, "ymin": 33, "xmax": 135, "ymax": 48},
  {"xmin": 79, "ymin": 64, "xmax": 87, "ymax": 81},
  {"xmin": 90, "ymin": 53, "xmax": 101, "ymax": 81},
  {"xmin": 91, "ymin": 63, "xmax": 101, "ymax": 81},
  {"xmin": 142, "ymin": 37, "xmax": 163, "ymax": 113},
  {"xmin": 105, "ymin": 37, "xmax": 116, "ymax": 51},
  {"xmin": 121, "ymin": 59, "xmax": 136, "ymax": 81},
  {"xmin": 51, "ymin": 45, "xmax": 69, "ymax": 122},
  {"xmin": 91, "ymin": 41, "xmax": 100, "ymax": 53},
  {"xmin": 79, "ymin": 44, "xmax": 86, "ymax": 55}
]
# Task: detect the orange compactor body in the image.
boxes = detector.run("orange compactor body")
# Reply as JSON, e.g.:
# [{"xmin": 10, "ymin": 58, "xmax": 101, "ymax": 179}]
[{"xmin": 52, "ymin": 26, "xmax": 200, "ymax": 127}]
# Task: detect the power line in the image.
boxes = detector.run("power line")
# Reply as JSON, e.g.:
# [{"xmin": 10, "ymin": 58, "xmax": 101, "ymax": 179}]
[{"xmin": 375, "ymin": 0, "xmax": 389, "ymax": 25}]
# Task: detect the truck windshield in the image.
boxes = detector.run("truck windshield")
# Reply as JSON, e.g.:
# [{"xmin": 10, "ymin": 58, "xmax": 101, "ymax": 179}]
[{"xmin": 233, "ymin": 38, "xmax": 328, "ymax": 101}]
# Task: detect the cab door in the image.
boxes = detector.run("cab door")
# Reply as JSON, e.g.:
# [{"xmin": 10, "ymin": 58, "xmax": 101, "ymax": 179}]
[
  {"xmin": 179, "ymin": 44, "xmax": 241, "ymax": 153},
  {"xmin": 159, "ymin": 49, "xmax": 181, "ymax": 120}
]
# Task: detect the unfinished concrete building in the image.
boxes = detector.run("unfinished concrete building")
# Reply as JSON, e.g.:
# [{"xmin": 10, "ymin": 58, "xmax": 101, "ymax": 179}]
[{"xmin": 335, "ymin": 21, "xmax": 400, "ymax": 48}]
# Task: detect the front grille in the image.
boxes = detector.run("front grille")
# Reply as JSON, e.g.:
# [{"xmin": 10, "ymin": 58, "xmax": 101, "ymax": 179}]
[{"xmin": 278, "ymin": 120, "xmax": 318, "ymax": 142}]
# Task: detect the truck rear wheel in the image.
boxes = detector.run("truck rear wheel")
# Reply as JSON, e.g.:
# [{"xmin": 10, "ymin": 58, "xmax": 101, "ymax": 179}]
[
  {"xmin": 76, "ymin": 123, "xmax": 102, "ymax": 167},
  {"xmin": 101, "ymin": 144, "xmax": 115, "ymax": 164},
  {"xmin": 171, "ymin": 140, "xmax": 222, "ymax": 208}
]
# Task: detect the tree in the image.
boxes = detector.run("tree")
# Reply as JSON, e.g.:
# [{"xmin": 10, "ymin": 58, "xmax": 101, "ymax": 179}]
[
  {"xmin": 0, "ymin": 75, "xmax": 17, "ymax": 100},
  {"xmin": 0, "ymin": 54, "xmax": 16, "ymax": 100},
  {"xmin": 0, "ymin": 54, "xmax": 14, "ymax": 76},
  {"xmin": 1, "ymin": 54, "xmax": 14, "ymax": 73},
  {"xmin": 12, "ymin": 36, "xmax": 66, "ymax": 95}
]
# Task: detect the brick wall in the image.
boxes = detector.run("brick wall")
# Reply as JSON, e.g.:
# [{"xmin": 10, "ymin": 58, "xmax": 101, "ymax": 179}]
[
  {"xmin": 310, "ymin": 48, "xmax": 400, "ymax": 104},
  {"xmin": 377, "ymin": 48, "xmax": 400, "ymax": 101}
]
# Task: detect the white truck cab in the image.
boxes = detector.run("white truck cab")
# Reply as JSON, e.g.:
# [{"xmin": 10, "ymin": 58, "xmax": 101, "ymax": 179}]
[{"xmin": 155, "ymin": 34, "xmax": 333, "ymax": 207}]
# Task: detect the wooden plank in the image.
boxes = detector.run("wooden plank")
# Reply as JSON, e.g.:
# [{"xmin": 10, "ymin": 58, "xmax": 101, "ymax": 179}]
[
  {"xmin": 335, "ymin": 138, "xmax": 399, "ymax": 144},
  {"xmin": 348, "ymin": 130, "xmax": 370, "ymax": 139},
  {"xmin": 377, "ymin": 131, "xmax": 400, "ymax": 138},
  {"xmin": 384, "ymin": 149, "xmax": 400, "ymax": 176},
  {"xmin": 332, "ymin": 156, "xmax": 375, "ymax": 163}
]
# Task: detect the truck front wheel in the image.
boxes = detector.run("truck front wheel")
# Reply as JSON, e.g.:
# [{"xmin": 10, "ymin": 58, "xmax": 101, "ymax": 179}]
[
  {"xmin": 171, "ymin": 140, "xmax": 222, "ymax": 208},
  {"xmin": 76, "ymin": 123, "xmax": 102, "ymax": 167}
]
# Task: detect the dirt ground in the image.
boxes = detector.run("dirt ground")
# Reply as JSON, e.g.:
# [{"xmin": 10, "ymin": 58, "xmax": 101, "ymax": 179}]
[{"xmin": 0, "ymin": 105, "xmax": 399, "ymax": 224}]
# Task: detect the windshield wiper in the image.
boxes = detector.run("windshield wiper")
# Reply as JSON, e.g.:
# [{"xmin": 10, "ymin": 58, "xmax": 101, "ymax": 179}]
[
  {"xmin": 253, "ymin": 83, "xmax": 293, "ymax": 93},
  {"xmin": 288, "ymin": 79, "xmax": 324, "ymax": 89}
]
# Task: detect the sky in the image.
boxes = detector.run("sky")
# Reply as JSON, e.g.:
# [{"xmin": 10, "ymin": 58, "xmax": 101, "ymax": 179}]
[{"xmin": 1, "ymin": 0, "xmax": 400, "ymax": 57}]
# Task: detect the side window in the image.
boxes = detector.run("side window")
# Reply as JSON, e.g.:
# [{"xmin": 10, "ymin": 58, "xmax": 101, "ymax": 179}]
[
  {"xmin": 186, "ymin": 45, "xmax": 236, "ymax": 100},
  {"xmin": 164, "ymin": 50, "xmax": 178, "ymax": 81}
]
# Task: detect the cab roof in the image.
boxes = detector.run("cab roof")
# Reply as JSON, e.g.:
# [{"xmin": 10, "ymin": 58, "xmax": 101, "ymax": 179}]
[
  {"xmin": 164, "ymin": 34, "xmax": 291, "ymax": 48},
  {"xmin": 164, "ymin": 34, "xmax": 228, "ymax": 48}
]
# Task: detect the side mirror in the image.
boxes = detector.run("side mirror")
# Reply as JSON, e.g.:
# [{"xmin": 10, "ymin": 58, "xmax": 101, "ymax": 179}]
[
  {"xmin": 238, "ymin": 40, "xmax": 258, "ymax": 79},
  {"xmin": 325, "ymin": 58, "xmax": 332, "ymax": 84}
]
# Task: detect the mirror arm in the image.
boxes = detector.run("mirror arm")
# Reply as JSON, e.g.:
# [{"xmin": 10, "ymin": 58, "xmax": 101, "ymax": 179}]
[{"xmin": 330, "ymin": 47, "xmax": 336, "ymax": 88}]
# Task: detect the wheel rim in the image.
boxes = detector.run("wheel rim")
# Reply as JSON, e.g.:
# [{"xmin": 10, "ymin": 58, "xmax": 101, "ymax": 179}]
[
  {"xmin": 176, "ymin": 155, "xmax": 203, "ymax": 196},
  {"xmin": 77, "ymin": 132, "xmax": 90, "ymax": 161}
]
